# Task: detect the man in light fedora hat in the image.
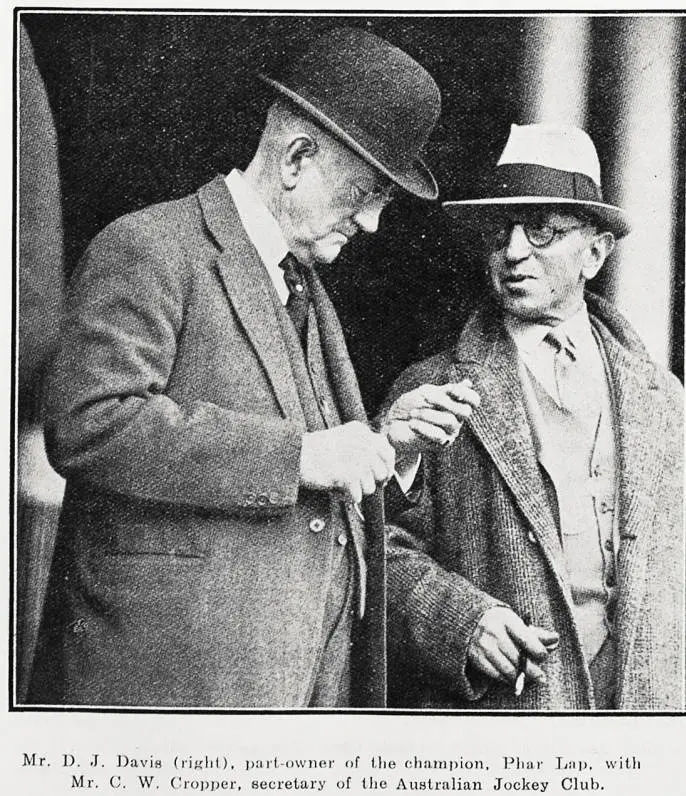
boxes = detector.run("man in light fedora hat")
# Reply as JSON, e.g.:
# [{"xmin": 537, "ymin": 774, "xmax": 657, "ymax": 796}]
[
  {"xmin": 29, "ymin": 26, "xmax": 464, "ymax": 708},
  {"xmin": 382, "ymin": 122, "xmax": 683, "ymax": 710}
]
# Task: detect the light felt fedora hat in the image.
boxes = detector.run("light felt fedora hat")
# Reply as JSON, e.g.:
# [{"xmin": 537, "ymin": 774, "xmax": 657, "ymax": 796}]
[
  {"xmin": 259, "ymin": 27, "xmax": 441, "ymax": 200},
  {"xmin": 443, "ymin": 123, "xmax": 631, "ymax": 238}
]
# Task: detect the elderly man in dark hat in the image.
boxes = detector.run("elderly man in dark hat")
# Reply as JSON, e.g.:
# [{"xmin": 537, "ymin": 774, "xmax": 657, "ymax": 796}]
[
  {"xmin": 28, "ymin": 27, "xmax": 469, "ymax": 708},
  {"xmin": 382, "ymin": 123, "xmax": 684, "ymax": 710}
]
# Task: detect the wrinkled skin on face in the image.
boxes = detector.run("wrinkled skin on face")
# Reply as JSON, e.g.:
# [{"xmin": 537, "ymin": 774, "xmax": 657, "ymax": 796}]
[
  {"xmin": 486, "ymin": 208, "xmax": 614, "ymax": 325},
  {"xmin": 280, "ymin": 136, "xmax": 394, "ymax": 268}
]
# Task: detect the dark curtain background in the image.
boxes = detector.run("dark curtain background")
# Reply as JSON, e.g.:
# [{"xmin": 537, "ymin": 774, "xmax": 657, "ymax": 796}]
[
  {"xmin": 21, "ymin": 11, "xmax": 684, "ymax": 409},
  {"xmin": 21, "ymin": 12, "xmax": 526, "ymax": 413},
  {"xmin": 22, "ymin": 13, "xmax": 683, "ymax": 412}
]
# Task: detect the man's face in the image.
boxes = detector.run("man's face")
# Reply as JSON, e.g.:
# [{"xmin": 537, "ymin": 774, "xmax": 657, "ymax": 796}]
[
  {"xmin": 285, "ymin": 139, "xmax": 394, "ymax": 267},
  {"xmin": 485, "ymin": 208, "xmax": 605, "ymax": 324}
]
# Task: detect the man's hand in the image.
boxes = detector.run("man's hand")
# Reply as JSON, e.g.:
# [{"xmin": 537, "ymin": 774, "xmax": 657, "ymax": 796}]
[
  {"xmin": 300, "ymin": 421, "xmax": 396, "ymax": 504},
  {"xmin": 468, "ymin": 606, "xmax": 559, "ymax": 689},
  {"xmin": 381, "ymin": 380, "xmax": 481, "ymax": 471}
]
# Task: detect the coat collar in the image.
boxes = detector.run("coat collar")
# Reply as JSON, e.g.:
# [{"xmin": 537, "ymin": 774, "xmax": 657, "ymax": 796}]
[
  {"xmin": 581, "ymin": 292, "xmax": 666, "ymax": 548},
  {"xmin": 451, "ymin": 305, "xmax": 569, "ymax": 587},
  {"xmin": 587, "ymin": 308, "xmax": 668, "ymax": 685},
  {"xmin": 198, "ymin": 175, "xmax": 306, "ymax": 425},
  {"xmin": 582, "ymin": 295, "xmax": 670, "ymax": 698},
  {"xmin": 197, "ymin": 175, "xmax": 366, "ymax": 425},
  {"xmin": 306, "ymin": 273, "xmax": 367, "ymax": 423}
]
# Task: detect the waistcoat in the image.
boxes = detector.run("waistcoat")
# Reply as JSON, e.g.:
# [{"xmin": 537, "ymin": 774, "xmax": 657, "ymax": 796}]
[
  {"xmin": 270, "ymin": 290, "xmax": 366, "ymax": 611},
  {"xmin": 518, "ymin": 338, "xmax": 618, "ymax": 662}
]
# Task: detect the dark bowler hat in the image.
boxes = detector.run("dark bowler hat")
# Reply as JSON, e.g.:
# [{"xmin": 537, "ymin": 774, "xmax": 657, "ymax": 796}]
[
  {"xmin": 443, "ymin": 123, "xmax": 631, "ymax": 238},
  {"xmin": 259, "ymin": 27, "xmax": 441, "ymax": 200}
]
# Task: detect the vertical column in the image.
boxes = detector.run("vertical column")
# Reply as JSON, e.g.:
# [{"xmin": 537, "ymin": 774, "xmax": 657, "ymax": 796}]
[
  {"xmin": 606, "ymin": 18, "xmax": 679, "ymax": 368},
  {"xmin": 521, "ymin": 16, "xmax": 590, "ymax": 126}
]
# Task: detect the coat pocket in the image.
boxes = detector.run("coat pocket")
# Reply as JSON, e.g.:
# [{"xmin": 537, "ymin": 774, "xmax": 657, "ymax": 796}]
[
  {"xmin": 105, "ymin": 521, "xmax": 209, "ymax": 558},
  {"xmin": 65, "ymin": 484, "xmax": 211, "ymax": 558}
]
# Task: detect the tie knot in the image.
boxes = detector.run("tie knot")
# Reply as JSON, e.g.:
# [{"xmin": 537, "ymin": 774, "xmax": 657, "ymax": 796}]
[
  {"xmin": 279, "ymin": 253, "xmax": 307, "ymax": 294},
  {"xmin": 545, "ymin": 328, "xmax": 576, "ymax": 361},
  {"xmin": 278, "ymin": 253, "xmax": 310, "ymax": 344}
]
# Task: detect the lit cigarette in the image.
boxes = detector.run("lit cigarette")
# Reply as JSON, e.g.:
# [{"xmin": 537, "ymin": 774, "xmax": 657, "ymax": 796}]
[
  {"xmin": 514, "ymin": 614, "xmax": 531, "ymax": 697},
  {"xmin": 514, "ymin": 667, "xmax": 526, "ymax": 697}
]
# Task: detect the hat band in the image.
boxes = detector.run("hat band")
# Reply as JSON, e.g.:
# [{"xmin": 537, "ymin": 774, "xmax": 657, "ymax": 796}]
[{"xmin": 487, "ymin": 163, "xmax": 604, "ymax": 203}]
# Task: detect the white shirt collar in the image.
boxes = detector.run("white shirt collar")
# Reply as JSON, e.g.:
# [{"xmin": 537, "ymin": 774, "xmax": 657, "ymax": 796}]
[
  {"xmin": 224, "ymin": 169, "xmax": 290, "ymax": 304},
  {"xmin": 559, "ymin": 303, "xmax": 596, "ymax": 355},
  {"xmin": 504, "ymin": 315, "xmax": 551, "ymax": 355},
  {"xmin": 504, "ymin": 304, "xmax": 599, "ymax": 408}
]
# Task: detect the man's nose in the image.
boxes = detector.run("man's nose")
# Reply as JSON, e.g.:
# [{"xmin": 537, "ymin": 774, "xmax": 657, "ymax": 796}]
[
  {"xmin": 353, "ymin": 205, "xmax": 383, "ymax": 234},
  {"xmin": 504, "ymin": 223, "xmax": 532, "ymax": 262}
]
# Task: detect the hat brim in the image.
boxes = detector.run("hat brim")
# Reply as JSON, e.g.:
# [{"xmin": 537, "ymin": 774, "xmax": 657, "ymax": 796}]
[
  {"xmin": 443, "ymin": 196, "xmax": 631, "ymax": 239},
  {"xmin": 260, "ymin": 75, "xmax": 438, "ymax": 200}
]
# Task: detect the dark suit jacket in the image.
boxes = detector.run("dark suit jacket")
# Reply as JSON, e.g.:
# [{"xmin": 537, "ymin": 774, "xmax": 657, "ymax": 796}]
[
  {"xmin": 385, "ymin": 293, "xmax": 684, "ymax": 710},
  {"xmin": 30, "ymin": 176, "xmax": 385, "ymax": 708}
]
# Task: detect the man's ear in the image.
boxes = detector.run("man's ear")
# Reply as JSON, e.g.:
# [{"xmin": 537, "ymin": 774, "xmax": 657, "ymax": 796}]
[
  {"xmin": 281, "ymin": 134, "xmax": 319, "ymax": 190},
  {"xmin": 582, "ymin": 230, "xmax": 615, "ymax": 280}
]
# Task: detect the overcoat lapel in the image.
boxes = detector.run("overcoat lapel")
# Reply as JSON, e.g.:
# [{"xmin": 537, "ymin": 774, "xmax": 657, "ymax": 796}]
[
  {"xmin": 307, "ymin": 270, "xmax": 367, "ymax": 424},
  {"xmin": 307, "ymin": 265, "xmax": 385, "ymax": 706},
  {"xmin": 452, "ymin": 310, "xmax": 570, "ymax": 592},
  {"xmin": 591, "ymin": 316, "xmax": 668, "ymax": 687},
  {"xmin": 198, "ymin": 177, "xmax": 306, "ymax": 426},
  {"xmin": 593, "ymin": 319, "xmax": 667, "ymax": 544}
]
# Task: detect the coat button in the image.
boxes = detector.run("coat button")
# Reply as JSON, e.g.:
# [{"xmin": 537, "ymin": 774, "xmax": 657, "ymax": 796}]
[
  {"xmin": 527, "ymin": 530, "xmax": 537, "ymax": 544},
  {"xmin": 309, "ymin": 518, "xmax": 326, "ymax": 533},
  {"xmin": 337, "ymin": 533, "xmax": 348, "ymax": 546}
]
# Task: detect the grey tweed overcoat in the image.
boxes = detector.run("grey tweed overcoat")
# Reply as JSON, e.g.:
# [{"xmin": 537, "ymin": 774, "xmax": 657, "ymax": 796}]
[
  {"xmin": 385, "ymin": 293, "xmax": 684, "ymax": 711},
  {"xmin": 30, "ymin": 176, "xmax": 385, "ymax": 708}
]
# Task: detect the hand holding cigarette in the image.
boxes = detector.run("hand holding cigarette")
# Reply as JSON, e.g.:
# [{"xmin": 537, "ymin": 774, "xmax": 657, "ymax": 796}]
[
  {"xmin": 381, "ymin": 380, "xmax": 481, "ymax": 469},
  {"xmin": 467, "ymin": 606, "xmax": 559, "ymax": 694}
]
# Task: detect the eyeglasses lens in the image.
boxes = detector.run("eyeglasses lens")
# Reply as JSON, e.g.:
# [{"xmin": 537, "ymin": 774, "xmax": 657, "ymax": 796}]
[{"xmin": 482, "ymin": 220, "xmax": 562, "ymax": 249}]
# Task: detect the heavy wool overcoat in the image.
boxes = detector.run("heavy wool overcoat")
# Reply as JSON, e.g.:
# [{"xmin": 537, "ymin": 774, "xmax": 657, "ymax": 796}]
[
  {"xmin": 29, "ymin": 176, "xmax": 385, "ymax": 708},
  {"xmin": 385, "ymin": 293, "xmax": 683, "ymax": 710}
]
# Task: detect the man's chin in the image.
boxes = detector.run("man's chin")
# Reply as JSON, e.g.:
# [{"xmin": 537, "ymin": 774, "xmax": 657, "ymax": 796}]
[{"xmin": 496, "ymin": 293, "xmax": 542, "ymax": 321}]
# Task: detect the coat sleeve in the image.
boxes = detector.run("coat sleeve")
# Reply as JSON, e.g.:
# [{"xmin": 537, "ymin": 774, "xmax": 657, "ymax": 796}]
[
  {"xmin": 382, "ymin": 360, "xmax": 506, "ymax": 701},
  {"xmin": 43, "ymin": 213, "xmax": 303, "ymax": 515}
]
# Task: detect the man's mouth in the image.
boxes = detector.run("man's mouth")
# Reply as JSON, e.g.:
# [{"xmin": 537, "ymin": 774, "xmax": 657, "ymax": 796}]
[{"xmin": 503, "ymin": 274, "xmax": 533, "ymax": 283}]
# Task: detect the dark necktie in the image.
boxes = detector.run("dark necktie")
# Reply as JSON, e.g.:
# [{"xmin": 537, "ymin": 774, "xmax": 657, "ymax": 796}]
[{"xmin": 279, "ymin": 253, "xmax": 310, "ymax": 344}]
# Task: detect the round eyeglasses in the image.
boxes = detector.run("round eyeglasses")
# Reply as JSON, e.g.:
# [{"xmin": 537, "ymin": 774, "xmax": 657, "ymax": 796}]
[
  {"xmin": 349, "ymin": 181, "xmax": 395, "ymax": 213},
  {"xmin": 484, "ymin": 221, "xmax": 586, "ymax": 250}
]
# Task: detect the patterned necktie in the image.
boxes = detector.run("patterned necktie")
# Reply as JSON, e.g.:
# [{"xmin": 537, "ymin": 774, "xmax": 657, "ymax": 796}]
[
  {"xmin": 279, "ymin": 253, "xmax": 310, "ymax": 344},
  {"xmin": 545, "ymin": 327, "xmax": 579, "ymax": 413}
]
